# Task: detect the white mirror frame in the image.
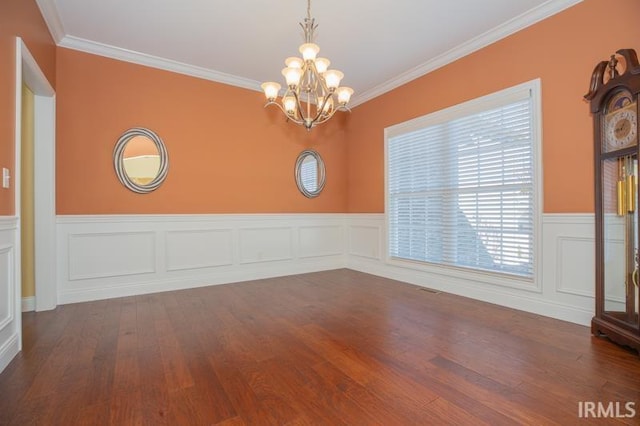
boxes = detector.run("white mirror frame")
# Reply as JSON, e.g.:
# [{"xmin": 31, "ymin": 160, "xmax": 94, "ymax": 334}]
[
  {"xmin": 113, "ymin": 127, "xmax": 168, "ymax": 194},
  {"xmin": 294, "ymin": 149, "xmax": 326, "ymax": 198}
]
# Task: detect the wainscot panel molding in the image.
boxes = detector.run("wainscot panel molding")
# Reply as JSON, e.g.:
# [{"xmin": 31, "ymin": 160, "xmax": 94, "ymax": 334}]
[
  {"xmin": 0, "ymin": 217, "xmax": 19, "ymax": 374},
  {"xmin": 346, "ymin": 213, "xmax": 596, "ymax": 326},
  {"xmin": 56, "ymin": 213, "xmax": 596, "ymax": 326},
  {"xmin": 68, "ymin": 231, "xmax": 156, "ymax": 280},
  {"xmin": 56, "ymin": 214, "xmax": 347, "ymax": 304}
]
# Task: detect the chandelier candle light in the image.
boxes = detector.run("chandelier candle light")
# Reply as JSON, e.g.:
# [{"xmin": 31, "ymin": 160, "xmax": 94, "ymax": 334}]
[{"xmin": 261, "ymin": 0, "xmax": 354, "ymax": 130}]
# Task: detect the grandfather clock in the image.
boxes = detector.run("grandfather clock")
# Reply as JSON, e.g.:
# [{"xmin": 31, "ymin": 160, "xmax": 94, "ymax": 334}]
[{"xmin": 585, "ymin": 49, "xmax": 640, "ymax": 352}]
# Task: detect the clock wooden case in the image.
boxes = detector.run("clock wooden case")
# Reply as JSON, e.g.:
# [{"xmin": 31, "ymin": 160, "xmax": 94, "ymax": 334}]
[{"xmin": 585, "ymin": 48, "xmax": 640, "ymax": 352}]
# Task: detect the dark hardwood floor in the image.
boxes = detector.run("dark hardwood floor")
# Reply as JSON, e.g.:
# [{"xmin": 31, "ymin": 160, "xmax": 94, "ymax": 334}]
[{"xmin": 0, "ymin": 269, "xmax": 638, "ymax": 425}]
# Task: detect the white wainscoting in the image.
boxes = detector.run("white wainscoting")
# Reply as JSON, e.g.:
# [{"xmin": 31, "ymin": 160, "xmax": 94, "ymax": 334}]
[
  {"xmin": 346, "ymin": 213, "xmax": 595, "ymax": 326},
  {"xmin": 56, "ymin": 213, "xmax": 597, "ymax": 326},
  {"xmin": 0, "ymin": 217, "xmax": 19, "ymax": 374},
  {"xmin": 56, "ymin": 214, "xmax": 346, "ymax": 304}
]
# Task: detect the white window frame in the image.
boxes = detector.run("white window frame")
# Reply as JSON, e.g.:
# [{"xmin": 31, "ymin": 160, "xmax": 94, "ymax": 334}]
[{"xmin": 384, "ymin": 79, "xmax": 543, "ymax": 292}]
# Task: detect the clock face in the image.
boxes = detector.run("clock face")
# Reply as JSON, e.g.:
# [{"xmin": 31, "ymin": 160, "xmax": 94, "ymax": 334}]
[{"xmin": 603, "ymin": 102, "xmax": 638, "ymax": 152}]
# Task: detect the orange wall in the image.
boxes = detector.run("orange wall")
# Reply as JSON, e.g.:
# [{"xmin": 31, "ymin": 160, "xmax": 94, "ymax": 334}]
[
  {"xmin": 11, "ymin": 0, "xmax": 640, "ymax": 215},
  {"xmin": 0, "ymin": 0, "xmax": 56, "ymax": 215},
  {"xmin": 56, "ymin": 48, "xmax": 348, "ymax": 214},
  {"xmin": 346, "ymin": 0, "xmax": 640, "ymax": 213}
]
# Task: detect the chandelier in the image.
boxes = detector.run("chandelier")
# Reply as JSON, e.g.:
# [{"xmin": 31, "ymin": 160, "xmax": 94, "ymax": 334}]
[{"xmin": 261, "ymin": 0, "xmax": 354, "ymax": 131}]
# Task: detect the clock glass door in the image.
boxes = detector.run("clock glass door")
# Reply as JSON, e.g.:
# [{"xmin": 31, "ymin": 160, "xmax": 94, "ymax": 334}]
[{"xmin": 601, "ymin": 155, "xmax": 639, "ymax": 328}]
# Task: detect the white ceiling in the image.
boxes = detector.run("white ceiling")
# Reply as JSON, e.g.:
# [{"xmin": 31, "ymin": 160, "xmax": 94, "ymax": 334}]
[{"xmin": 36, "ymin": 0, "xmax": 581, "ymax": 106}]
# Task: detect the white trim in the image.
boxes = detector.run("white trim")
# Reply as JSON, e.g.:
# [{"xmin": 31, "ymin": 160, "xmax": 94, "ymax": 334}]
[
  {"xmin": 21, "ymin": 297, "xmax": 35, "ymax": 312},
  {"xmin": 34, "ymin": 0, "xmax": 65, "ymax": 43},
  {"xmin": 13, "ymin": 42, "xmax": 23, "ymax": 355},
  {"xmin": 0, "ymin": 224, "xmax": 17, "ymax": 375},
  {"xmin": 34, "ymin": 0, "xmax": 581, "ymax": 104},
  {"xmin": 351, "ymin": 0, "xmax": 582, "ymax": 106},
  {"xmin": 0, "ymin": 217, "xmax": 18, "ymax": 232},
  {"xmin": 56, "ymin": 213, "xmax": 345, "ymax": 224},
  {"xmin": 531, "ymin": 78, "xmax": 545, "ymax": 293},
  {"xmin": 16, "ymin": 38, "xmax": 57, "ymax": 313},
  {"xmin": 0, "ymin": 334, "xmax": 19, "ymax": 375},
  {"xmin": 58, "ymin": 35, "xmax": 262, "ymax": 92},
  {"xmin": 164, "ymin": 228, "xmax": 234, "ymax": 271},
  {"xmin": 543, "ymin": 213, "xmax": 594, "ymax": 225},
  {"xmin": 0, "ymin": 245, "xmax": 14, "ymax": 331},
  {"xmin": 554, "ymin": 236, "xmax": 594, "ymax": 298}
]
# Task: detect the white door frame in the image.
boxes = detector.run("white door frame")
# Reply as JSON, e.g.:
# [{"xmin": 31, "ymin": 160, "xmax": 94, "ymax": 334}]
[{"xmin": 15, "ymin": 38, "xmax": 57, "ymax": 316}]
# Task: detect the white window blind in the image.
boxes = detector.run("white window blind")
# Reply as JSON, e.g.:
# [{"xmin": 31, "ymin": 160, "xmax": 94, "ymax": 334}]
[
  {"xmin": 386, "ymin": 83, "xmax": 538, "ymax": 278},
  {"xmin": 300, "ymin": 157, "xmax": 318, "ymax": 192}
]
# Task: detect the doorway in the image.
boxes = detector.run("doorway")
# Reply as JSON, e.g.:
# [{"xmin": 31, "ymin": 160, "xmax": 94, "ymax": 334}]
[
  {"xmin": 15, "ymin": 41, "xmax": 56, "ymax": 319},
  {"xmin": 0, "ymin": 38, "xmax": 56, "ymax": 375}
]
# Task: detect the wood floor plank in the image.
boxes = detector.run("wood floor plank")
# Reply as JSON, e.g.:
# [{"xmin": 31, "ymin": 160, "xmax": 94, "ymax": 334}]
[{"xmin": 1, "ymin": 269, "xmax": 638, "ymax": 424}]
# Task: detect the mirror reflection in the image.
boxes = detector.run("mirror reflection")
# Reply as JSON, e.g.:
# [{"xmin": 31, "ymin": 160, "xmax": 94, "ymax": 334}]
[
  {"xmin": 114, "ymin": 127, "xmax": 168, "ymax": 193},
  {"xmin": 300, "ymin": 154, "xmax": 318, "ymax": 192},
  {"xmin": 295, "ymin": 150, "xmax": 325, "ymax": 198},
  {"xmin": 123, "ymin": 135, "xmax": 161, "ymax": 186}
]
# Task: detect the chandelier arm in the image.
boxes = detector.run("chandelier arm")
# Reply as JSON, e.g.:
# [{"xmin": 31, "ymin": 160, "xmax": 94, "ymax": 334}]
[
  {"xmin": 290, "ymin": 91, "xmax": 308, "ymax": 125},
  {"xmin": 264, "ymin": 100, "xmax": 306, "ymax": 126},
  {"xmin": 314, "ymin": 107, "xmax": 339, "ymax": 125},
  {"xmin": 314, "ymin": 102, "xmax": 352, "ymax": 125},
  {"xmin": 307, "ymin": 95, "xmax": 333, "ymax": 125},
  {"xmin": 306, "ymin": 60, "xmax": 331, "ymax": 95}
]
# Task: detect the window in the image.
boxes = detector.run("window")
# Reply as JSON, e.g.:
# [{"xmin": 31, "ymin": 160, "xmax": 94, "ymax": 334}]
[{"xmin": 385, "ymin": 80, "xmax": 540, "ymax": 281}]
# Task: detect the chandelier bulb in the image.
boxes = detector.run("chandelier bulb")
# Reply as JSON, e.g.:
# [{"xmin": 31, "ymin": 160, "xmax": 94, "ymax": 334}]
[
  {"xmin": 285, "ymin": 57, "xmax": 304, "ymax": 69},
  {"xmin": 315, "ymin": 58, "xmax": 330, "ymax": 73},
  {"xmin": 283, "ymin": 96, "xmax": 297, "ymax": 115},
  {"xmin": 299, "ymin": 43, "xmax": 320, "ymax": 61},
  {"xmin": 261, "ymin": 82, "xmax": 281, "ymax": 101},
  {"xmin": 336, "ymin": 87, "xmax": 354, "ymax": 105},
  {"xmin": 281, "ymin": 67, "xmax": 302, "ymax": 88},
  {"xmin": 261, "ymin": 0, "xmax": 353, "ymax": 130},
  {"xmin": 323, "ymin": 70, "xmax": 344, "ymax": 90}
]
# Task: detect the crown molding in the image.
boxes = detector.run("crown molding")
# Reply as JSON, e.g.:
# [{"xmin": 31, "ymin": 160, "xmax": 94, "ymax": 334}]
[
  {"xmin": 58, "ymin": 36, "xmax": 263, "ymax": 92},
  {"xmin": 36, "ymin": 0, "xmax": 582, "ymax": 105},
  {"xmin": 350, "ymin": 0, "xmax": 583, "ymax": 107},
  {"xmin": 35, "ymin": 0, "xmax": 65, "ymax": 43}
]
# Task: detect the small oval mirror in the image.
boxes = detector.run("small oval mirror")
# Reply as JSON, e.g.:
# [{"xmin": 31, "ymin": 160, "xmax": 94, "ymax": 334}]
[
  {"xmin": 295, "ymin": 149, "xmax": 325, "ymax": 198},
  {"xmin": 114, "ymin": 128, "xmax": 168, "ymax": 193}
]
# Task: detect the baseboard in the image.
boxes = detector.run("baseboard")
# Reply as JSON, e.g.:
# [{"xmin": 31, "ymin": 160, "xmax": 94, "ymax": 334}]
[
  {"xmin": 0, "ymin": 333, "xmax": 19, "ymax": 374},
  {"xmin": 21, "ymin": 297, "xmax": 35, "ymax": 312},
  {"xmin": 348, "ymin": 258, "xmax": 593, "ymax": 326}
]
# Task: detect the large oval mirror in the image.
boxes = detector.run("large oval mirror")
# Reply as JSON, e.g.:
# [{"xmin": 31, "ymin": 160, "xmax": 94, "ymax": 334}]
[
  {"xmin": 114, "ymin": 127, "xmax": 168, "ymax": 193},
  {"xmin": 295, "ymin": 149, "xmax": 326, "ymax": 198}
]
